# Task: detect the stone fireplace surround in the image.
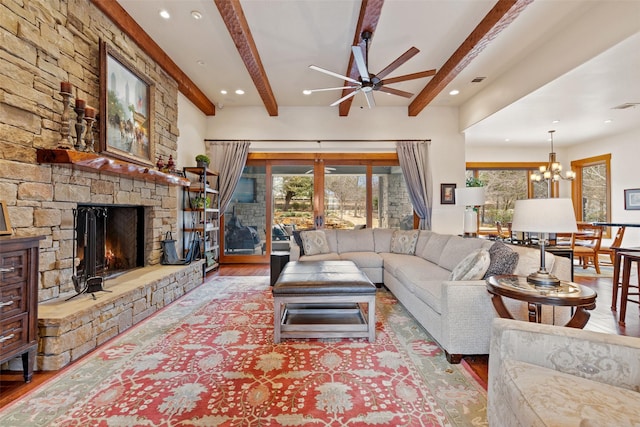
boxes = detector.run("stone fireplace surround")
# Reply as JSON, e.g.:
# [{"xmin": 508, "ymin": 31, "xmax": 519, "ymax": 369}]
[{"xmin": 5, "ymin": 153, "xmax": 203, "ymax": 371}]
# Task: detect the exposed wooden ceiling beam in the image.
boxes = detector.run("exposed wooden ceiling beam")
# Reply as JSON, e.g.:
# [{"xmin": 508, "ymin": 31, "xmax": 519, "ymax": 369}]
[
  {"xmin": 91, "ymin": 0, "xmax": 216, "ymax": 116},
  {"xmin": 338, "ymin": 0, "xmax": 385, "ymax": 117},
  {"xmin": 215, "ymin": 0, "xmax": 278, "ymax": 117},
  {"xmin": 408, "ymin": 0, "xmax": 532, "ymax": 117}
]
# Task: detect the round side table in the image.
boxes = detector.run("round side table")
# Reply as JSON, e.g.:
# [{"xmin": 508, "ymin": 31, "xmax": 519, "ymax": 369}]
[{"xmin": 486, "ymin": 275, "xmax": 597, "ymax": 329}]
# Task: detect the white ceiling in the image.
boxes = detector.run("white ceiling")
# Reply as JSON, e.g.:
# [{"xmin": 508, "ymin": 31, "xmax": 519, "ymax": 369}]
[{"xmin": 117, "ymin": 0, "xmax": 640, "ymax": 148}]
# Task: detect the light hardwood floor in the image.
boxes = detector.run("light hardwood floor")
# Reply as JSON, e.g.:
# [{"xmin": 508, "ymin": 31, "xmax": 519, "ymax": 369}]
[{"xmin": 1, "ymin": 263, "xmax": 638, "ymax": 407}]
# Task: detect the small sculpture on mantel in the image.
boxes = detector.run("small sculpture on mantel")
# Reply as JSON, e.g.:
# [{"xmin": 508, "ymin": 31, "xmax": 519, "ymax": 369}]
[
  {"xmin": 167, "ymin": 154, "xmax": 175, "ymax": 172},
  {"xmin": 156, "ymin": 155, "xmax": 164, "ymax": 170}
]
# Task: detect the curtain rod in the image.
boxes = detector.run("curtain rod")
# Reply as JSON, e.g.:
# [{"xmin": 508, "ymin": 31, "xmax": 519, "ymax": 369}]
[{"xmin": 204, "ymin": 139, "xmax": 431, "ymax": 143}]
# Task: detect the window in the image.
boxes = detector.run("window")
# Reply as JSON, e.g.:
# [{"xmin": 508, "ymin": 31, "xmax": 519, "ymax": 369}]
[
  {"xmin": 571, "ymin": 154, "xmax": 611, "ymax": 223},
  {"xmin": 466, "ymin": 163, "xmax": 547, "ymax": 233}
]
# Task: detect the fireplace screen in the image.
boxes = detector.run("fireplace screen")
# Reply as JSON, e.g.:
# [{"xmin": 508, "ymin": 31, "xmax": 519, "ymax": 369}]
[{"xmin": 75, "ymin": 205, "xmax": 144, "ymax": 283}]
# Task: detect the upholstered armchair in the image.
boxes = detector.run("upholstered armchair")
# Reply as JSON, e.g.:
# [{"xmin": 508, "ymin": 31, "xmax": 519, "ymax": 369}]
[{"xmin": 488, "ymin": 318, "xmax": 640, "ymax": 426}]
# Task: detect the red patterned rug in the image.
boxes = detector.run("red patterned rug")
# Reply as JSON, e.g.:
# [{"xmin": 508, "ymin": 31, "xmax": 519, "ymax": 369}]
[{"xmin": 0, "ymin": 276, "xmax": 487, "ymax": 426}]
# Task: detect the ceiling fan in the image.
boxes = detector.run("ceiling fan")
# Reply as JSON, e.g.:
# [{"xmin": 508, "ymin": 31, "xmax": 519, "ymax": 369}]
[{"xmin": 308, "ymin": 31, "xmax": 436, "ymax": 108}]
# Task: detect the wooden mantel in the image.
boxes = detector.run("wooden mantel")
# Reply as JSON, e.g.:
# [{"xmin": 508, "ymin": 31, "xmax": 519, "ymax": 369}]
[{"xmin": 37, "ymin": 149, "xmax": 190, "ymax": 187}]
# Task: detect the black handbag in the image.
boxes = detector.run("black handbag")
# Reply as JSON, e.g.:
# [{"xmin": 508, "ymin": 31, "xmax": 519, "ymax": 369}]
[{"xmin": 160, "ymin": 232, "xmax": 190, "ymax": 265}]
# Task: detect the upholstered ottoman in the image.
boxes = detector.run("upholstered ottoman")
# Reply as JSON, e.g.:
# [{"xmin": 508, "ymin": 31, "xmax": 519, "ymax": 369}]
[{"xmin": 272, "ymin": 260, "xmax": 376, "ymax": 343}]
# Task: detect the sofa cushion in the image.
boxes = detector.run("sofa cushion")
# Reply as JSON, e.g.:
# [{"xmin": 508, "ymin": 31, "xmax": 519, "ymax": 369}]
[
  {"xmin": 449, "ymin": 249, "xmax": 490, "ymax": 281},
  {"xmin": 322, "ymin": 229, "xmax": 338, "ymax": 253},
  {"xmin": 418, "ymin": 233, "xmax": 451, "ymax": 264},
  {"xmin": 414, "ymin": 230, "xmax": 433, "ymax": 256},
  {"xmin": 300, "ymin": 252, "xmax": 340, "ymax": 262},
  {"xmin": 498, "ymin": 359, "xmax": 640, "ymax": 426},
  {"xmin": 337, "ymin": 229, "xmax": 375, "ymax": 253},
  {"xmin": 390, "ymin": 229, "xmax": 419, "ymax": 255},
  {"xmin": 339, "ymin": 251, "xmax": 384, "ymax": 269},
  {"xmin": 484, "ymin": 241, "xmax": 520, "ymax": 279},
  {"xmin": 300, "ymin": 230, "xmax": 330, "ymax": 256},
  {"xmin": 510, "ymin": 245, "xmax": 555, "ymax": 276},
  {"xmin": 438, "ymin": 236, "xmax": 488, "ymax": 271},
  {"xmin": 373, "ymin": 228, "xmax": 395, "ymax": 253}
]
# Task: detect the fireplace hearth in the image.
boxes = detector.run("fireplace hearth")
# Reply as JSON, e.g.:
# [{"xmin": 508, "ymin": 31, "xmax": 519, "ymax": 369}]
[{"xmin": 72, "ymin": 204, "xmax": 145, "ymax": 297}]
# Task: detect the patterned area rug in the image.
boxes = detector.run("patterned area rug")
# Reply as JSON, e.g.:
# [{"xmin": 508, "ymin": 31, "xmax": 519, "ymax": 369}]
[{"xmin": 0, "ymin": 277, "xmax": 487, "ymax": 426}]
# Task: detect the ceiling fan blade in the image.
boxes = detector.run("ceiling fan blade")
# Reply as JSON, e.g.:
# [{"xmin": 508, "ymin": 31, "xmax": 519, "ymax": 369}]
[
  {"xmin": 307, "ymin": 86, "xmax": 360, "ymax": 93},
  {"xmin": 309, "ymin": 65, "xmax": 360, "ymax": 85},
  {"xmin": 381, "ymin": 69, "xmax": 436, "ymax": 85},
  {"xmin": 378, "ymin": 86, "xmax": 414, "ymax": 98},
  {"xmin": 330, "ymin": 89, "xmax": 359, "ymax": 107},
  {"xmin": 351, "ymin": 45, "xmax": 370, "ymax": 82},
  {"xmin": 364, "ymin": 90, "xmax": 376, "ymax": 108},
  {"xmin": 375, "ymin": 47, "xmax": 420, "ymax": 80}
]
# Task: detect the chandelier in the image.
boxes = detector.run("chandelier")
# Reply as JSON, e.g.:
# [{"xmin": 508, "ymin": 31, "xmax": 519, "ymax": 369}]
[{"xmin": 530, "ymin": 130, "xmax": 576, "ymax": 183}]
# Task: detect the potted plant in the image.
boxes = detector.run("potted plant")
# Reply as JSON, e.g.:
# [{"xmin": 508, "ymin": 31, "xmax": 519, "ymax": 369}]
[{"xmin": 195, "ymin": 154, "xmax": 210, "ymax": 168}]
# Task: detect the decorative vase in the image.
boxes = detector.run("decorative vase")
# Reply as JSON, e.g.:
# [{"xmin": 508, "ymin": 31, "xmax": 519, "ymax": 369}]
[{"xmin": 196, "ymin": 161, "xmax": 209, "ymax": 169}]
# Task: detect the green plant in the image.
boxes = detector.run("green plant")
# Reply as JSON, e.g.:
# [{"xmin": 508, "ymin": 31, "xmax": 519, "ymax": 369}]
[
  {"xmin": 195, "ymin": 154, "xmax": 210, "ymax": 164},
  {"xmin": 193, "ymin": 196, "xmax": 210, "ymax": 208},
  {"xmin": 466, "ymin": 176, "xmax": 484, "ymax": 187}
]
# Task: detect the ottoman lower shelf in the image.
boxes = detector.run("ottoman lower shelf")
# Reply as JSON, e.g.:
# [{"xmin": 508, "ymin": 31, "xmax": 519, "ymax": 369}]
[
  {"xmin": 279, "ymin": 302, "xmax": 370, "ymax": 339},
  {"xmin": 274, "ymin": 296, "xmax": 375, "ymax": 342}
]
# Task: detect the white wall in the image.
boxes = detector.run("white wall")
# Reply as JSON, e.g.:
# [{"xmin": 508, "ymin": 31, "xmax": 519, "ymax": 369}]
[
  {"xmin": 176, "ymin": 93, "xmax": 209, "ymax": 168},
  {"xmin": 205, "ymin": 105, "xmax": 467, "ymax": 234}
]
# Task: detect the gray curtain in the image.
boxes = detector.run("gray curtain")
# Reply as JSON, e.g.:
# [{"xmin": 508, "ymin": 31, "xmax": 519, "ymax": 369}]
[
  {"xmin": 205, "ymin": 141, "xmax": 250, "ymax": 214},
  {"xmin": 396, "ymin": 141, "xmax": 432, "ymax": 230}
]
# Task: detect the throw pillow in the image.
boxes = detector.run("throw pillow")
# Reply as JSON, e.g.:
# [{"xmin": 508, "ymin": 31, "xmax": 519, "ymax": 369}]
[
  {"xmin": 292, "ymin": 229, "xmax": 310, "ymax": 256},
  {"xmin": 300, "ymin": 230, "xmax": 331, "ymax": 256},
  {"xmin": 390, "ymin": 229, "xmax": 419, "ymax": 255},
  {"xmin": 449, "ymin": 248, "xmax": 491, "ymax": 281},
  {"xmin": 483, "ymin": 242, "xmax": 520, "ymax": 279}
]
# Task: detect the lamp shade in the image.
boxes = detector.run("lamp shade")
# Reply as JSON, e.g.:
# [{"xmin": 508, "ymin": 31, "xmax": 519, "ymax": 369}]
[
  {"xmin": 511, "ymin": 198, "xmax": 577, "ymax": 233},
  {"xmin": 456, "ymin": 187, "xmax": 486, "ymax": 207}
]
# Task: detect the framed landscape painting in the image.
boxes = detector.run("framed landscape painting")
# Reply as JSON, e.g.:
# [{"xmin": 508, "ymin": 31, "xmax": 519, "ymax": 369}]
[{"xmin": 99, "ymin": 40, "xmax": 155, "ymax": 166}]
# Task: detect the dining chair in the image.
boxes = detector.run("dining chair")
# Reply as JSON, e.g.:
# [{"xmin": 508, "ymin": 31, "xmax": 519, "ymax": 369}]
[
  {"xmin": 598, "ymin": 226, "xmax": 626, "ymax": 264},
  {"xmin": 571, "ymin": 223, "xmax": 603, "ymax": 274}
]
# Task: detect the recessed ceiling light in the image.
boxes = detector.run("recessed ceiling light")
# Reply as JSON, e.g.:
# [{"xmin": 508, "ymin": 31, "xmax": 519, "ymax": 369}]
[
  {"xmin": 196, "ymin": 60, "xmax": 205, "ymax": 66},
  {"xmin": 449, "ymin": 89, "xmax": 460, "ymax": 96},
  {"xmin": 159, "ymin": 9, "xmax": 170, "ymax": 19},
  {"xmin": 552, "ymin": 120, "xmax": 560, "ymax": 124},
  {"xmin": 191, "ymin": 10, "xmax": 203, "ymax": 20},
  {"xmin": 220, "ymin": 90, "xmax": 227, "ymax": 95},
  {"xmin": 505, "ymin": 138, "xmax": 510, "ymax": 142},
  {"xmin": 235, "ymin": 89, "xmax": 245, "ymax": 95},
  {"xmin": 302, "ymin": 90, "xmax": 312, "ymax": 95},
  {"xmin": 604, "ymin": 119, "xmax": 612, "ymax": 123}
]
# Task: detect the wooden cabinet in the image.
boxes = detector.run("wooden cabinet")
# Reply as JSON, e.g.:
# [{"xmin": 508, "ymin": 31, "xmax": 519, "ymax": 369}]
[
  {"xmin": 0, "ymin": 235, "xmax": 43, "ymax": 383},
  {"xmin": 183, "ymin": 167, "xmax": 220, "ymax": 275}
]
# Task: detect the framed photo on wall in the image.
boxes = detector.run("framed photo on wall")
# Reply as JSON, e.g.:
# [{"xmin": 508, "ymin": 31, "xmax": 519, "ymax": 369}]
[
  {"xmin": 99, "ymin": 39, "xmax": 155, "ymax": 166},
  {"xmin": 624, "ymin": 188, "xmax": 640, "ymax": 210},
  {"xmin": 0, "ymin": 201, "xmax": 12, "ymax": 235},
  {"xmin": 441, "ymin": 183, "xmax": 456, "ymax": 205}
]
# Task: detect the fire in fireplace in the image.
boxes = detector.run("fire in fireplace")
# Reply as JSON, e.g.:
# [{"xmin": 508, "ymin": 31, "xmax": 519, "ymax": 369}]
[{"xmin": 75, "ymin": 204, "xmax": 145, "ymax": 284}]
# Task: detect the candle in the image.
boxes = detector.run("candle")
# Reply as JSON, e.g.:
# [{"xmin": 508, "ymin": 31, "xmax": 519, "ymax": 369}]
[
  {"xmin": 84, "ymin": 106, "xmax": 96, "ymax": 118},
  {"xmin": 75, "ymin": 98, "xmax": 86, "ymax": 109},
  {"xmin": 60, "ymin": 81, "xmax": 72, "ymax": 93}
]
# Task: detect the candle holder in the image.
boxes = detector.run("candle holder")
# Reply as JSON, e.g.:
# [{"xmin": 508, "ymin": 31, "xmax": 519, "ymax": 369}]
[
  {"xmin": 83, "ymin": 116, "xmax": 95, "ymax": 152},
  {"xmin": 74, "ymin": 105, "xmax": 86, "ymax": 151},
  {"xmin": 58, "ymin": 91, "xmax": 74, "ymax": 149}
]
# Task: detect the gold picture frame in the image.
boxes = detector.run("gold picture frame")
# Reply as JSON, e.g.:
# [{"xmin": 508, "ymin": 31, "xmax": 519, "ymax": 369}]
[
  {"xmin": 0, "ymin": 201, "xmax": 12, "ymax": 235},
  {"xmin": 99, "ymin": 39, "xmax": 155, "ymax": 167}
]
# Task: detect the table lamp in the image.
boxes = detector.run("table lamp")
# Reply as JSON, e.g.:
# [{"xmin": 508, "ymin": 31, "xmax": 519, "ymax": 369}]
[
  {"xmin": 456, "ymin": 187, "xmax": 486, "ymax": 237},
  {"xmin": 511, "ymin": 198, "xmax": 577, "ymax": 287}
]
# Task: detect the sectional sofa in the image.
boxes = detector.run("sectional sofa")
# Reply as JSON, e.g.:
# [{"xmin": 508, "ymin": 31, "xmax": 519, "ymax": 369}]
[{"xmin": 289, "ymin": 228, "xmax": 572, "ymax": 363}]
